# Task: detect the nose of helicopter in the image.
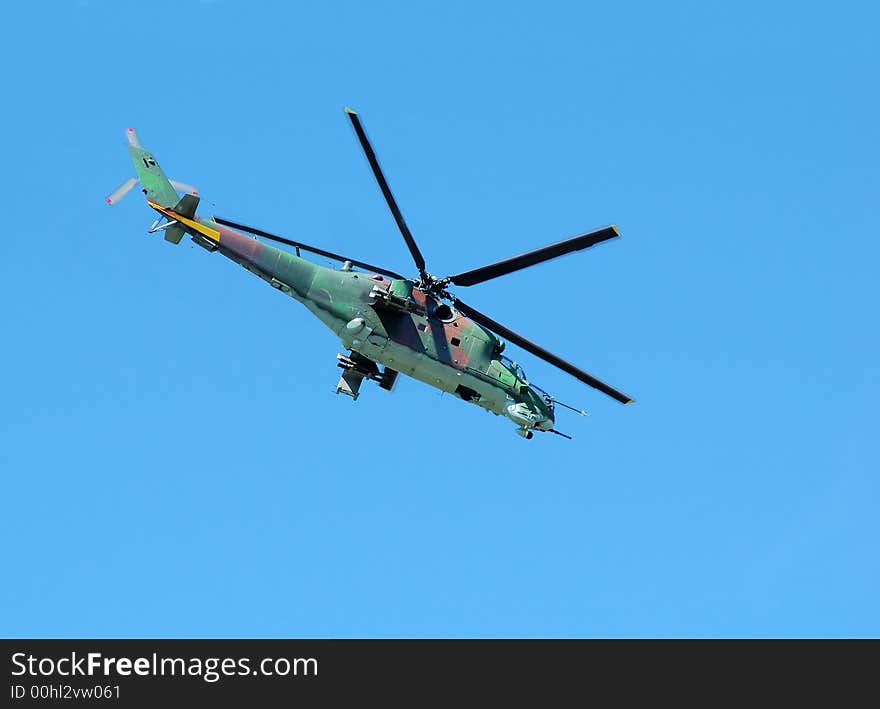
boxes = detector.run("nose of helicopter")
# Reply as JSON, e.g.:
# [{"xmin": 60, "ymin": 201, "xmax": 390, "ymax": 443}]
[{"xmin": 504, "ymin": 402, "xmax": 554, "ymax": 431}]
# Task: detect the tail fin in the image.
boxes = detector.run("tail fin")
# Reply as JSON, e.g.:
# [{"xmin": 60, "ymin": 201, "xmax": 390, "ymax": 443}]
[
  {"xmin": 107, "ymin": 129, "xmax": 199, "ymax": 207},
  {"xmin": 108, "ymin": 128, "xmax": 216, "ymax": 245},
  {"xmin": 172, "ymin": 193, "xmax": 200, "ymax": 219},
  {"xmin": 125, "ymin": 128, "xmax": 179, "ymax": 207}
]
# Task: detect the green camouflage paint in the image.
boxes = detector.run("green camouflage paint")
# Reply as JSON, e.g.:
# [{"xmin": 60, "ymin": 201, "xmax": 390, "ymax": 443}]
[{"xmin": 122, "ymin": 133, "xmax": 555, "ymax": 436}]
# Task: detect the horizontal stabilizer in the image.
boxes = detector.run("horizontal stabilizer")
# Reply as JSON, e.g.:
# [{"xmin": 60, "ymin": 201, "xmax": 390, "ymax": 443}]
[
  {"xmin": 164, "ymin": 224, "xmax": 186, "ymax": 244},
  {"xmin": 173, "ymin": 193, "xmax": 200, "ymax": 219}
]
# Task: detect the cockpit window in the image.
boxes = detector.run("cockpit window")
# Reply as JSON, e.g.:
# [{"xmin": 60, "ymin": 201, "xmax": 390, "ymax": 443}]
[
  {"xmin": 531, "ymin": 384, "xmax": 555, "ymax": 409},
  {"xmin": 500, "ymin": 355, "xmax": 527, "ymax": 382},
  {"xmin": 499, "ymin": 355, "xmax": 553, "ymax": 407}
]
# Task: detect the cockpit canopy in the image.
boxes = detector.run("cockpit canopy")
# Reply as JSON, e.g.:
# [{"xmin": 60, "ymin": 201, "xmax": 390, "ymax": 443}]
[
  {"xmin": 501, "ymin": 355, "xmax": 554, "ymax": 409},
  {"xmin": 531, "ymin": 383, "xmax": 555, "ymax": 409},
  {"xmin": 500, "ymin": 354, "xmax": 527, "ymax": 382}
]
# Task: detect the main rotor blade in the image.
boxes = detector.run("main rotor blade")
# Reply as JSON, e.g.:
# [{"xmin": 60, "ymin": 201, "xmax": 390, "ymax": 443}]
[
  {"xmin": 451, "ymin": 296, "xmax": 634, "ymax": 404},
  {"xmin": 448, "ymin": 225, "xmax": 620, "ymax": 287},
  {"xmin": 345, "ymin": 108, "xmax": 428, "ymax": 279},
  {"xmin": 214, "ymin": 217, "xmax": 405, "ymax": 280}
]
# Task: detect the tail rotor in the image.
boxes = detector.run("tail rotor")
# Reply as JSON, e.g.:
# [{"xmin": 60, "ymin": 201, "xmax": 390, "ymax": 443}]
[
  {"xmin": 106, "ymin": 177, "xmax": 139, "ymax": 205},
  {"xmin": 107, "ymin": 128, "xmax": 199, "ymax": 206}
]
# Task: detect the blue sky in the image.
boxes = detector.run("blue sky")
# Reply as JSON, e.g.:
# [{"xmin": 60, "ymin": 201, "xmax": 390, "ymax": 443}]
[{"xmin": 1, "ymin": 0, "xmax": 877, "ymax": 637}]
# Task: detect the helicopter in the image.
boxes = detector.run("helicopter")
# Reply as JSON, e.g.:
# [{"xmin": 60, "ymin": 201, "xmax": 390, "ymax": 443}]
[{"xmin": 107, "ymin": 110, "xmax": 633, "ymax": 440}]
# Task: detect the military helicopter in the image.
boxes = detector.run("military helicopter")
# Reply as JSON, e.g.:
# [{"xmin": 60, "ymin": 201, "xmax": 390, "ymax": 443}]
[{"xmin": 108, "ymin": 110, "xmax": 633, "ymax": 439}]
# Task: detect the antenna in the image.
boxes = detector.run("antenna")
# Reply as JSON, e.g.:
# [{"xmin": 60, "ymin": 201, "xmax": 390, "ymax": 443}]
[{"xmin": 550, "ymin": 397, "xmax": 590, "ymax": 417}]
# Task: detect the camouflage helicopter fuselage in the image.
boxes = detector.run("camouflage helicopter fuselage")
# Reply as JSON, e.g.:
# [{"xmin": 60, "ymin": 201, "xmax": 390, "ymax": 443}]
[
  {"xmin": 187, "ymin": 216, "xmax": 556, "ymax": 434},
  {"xmin": 113, "ymin": 121, "xmax": 633, "ymax": 439},
  {"xmin": 124, "ymin": 129, "xmax": 554, "ymax": 435}
]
